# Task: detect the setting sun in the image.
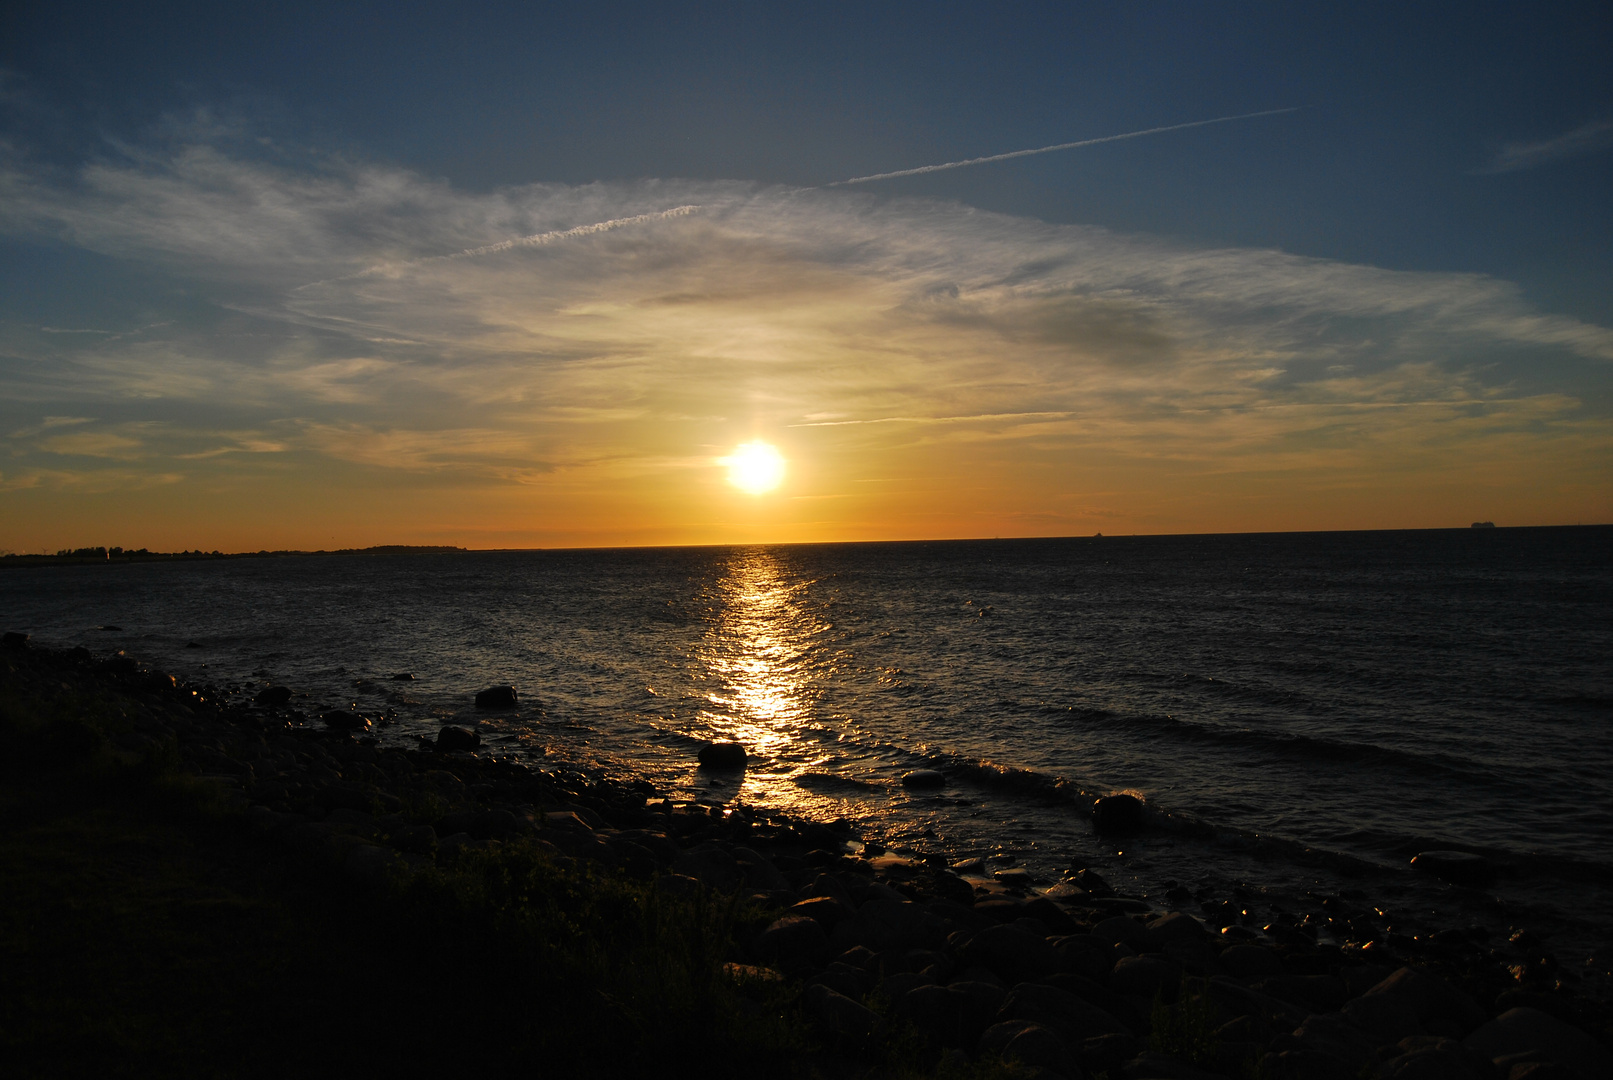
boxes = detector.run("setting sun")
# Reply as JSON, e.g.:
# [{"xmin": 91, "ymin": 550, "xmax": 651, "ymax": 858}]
[{"xmin": 724, "ymin": 441, "xmax": 787, "ymax": 495}]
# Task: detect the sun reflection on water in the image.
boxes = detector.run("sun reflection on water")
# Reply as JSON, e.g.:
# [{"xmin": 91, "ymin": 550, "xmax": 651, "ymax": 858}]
[{"xmin": 694, "ymin": 548, "xmax": 840, "ymax": 814}]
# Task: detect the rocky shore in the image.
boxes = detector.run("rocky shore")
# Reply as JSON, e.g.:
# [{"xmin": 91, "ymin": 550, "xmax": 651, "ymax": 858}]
[{"xmin": 2, "ymin": 632, "xmax": 1609, "ymax": 1080}]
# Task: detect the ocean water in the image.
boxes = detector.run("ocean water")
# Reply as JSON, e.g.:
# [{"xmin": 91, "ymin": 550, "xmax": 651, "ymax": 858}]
[{"xmin": 5, "ymin": 527, "xmax": 1611, "ymax": 957}]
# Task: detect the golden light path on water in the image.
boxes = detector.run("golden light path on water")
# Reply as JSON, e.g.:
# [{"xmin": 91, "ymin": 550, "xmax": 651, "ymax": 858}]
[{"xmin": 691, "ymin": 548, "xmax": 853, "ymax": 819}]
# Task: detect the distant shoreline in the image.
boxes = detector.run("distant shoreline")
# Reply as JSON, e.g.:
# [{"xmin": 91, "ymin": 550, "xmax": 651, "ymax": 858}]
[
  {"xmin": 5, "ymin": 523, "xmax": 1610, "ymax": 568},
  {"xmin": 0, "ymin": 545, "xmax": 468, "ymax": 569}
]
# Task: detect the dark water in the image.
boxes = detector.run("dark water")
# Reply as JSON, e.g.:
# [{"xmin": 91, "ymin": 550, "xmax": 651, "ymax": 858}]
[{"xmin": 5, "ymin": 527, "xmax": 1611, "ymax": 957}]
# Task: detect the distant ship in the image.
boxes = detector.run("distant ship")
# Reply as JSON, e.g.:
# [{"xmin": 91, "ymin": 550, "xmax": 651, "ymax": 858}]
[{"xmin": 1470, "ymin": 521, "xmax": 1496, "ymax": 528}]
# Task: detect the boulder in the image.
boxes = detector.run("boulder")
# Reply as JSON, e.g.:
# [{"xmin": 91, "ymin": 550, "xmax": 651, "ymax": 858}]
[
  {"xmin": 1218, "ymin": 944, "xmax": 1286, "ymax": 981},
  {"xmin": 897, "ymin": 984, "xmax": 971, "ymax": 1047},
  {"xmin": 1111, "ymin": 955, "xmax": 1180, "ymax": 1000},
  {"xmin": 1146, "ymin": 911, "xmax": 1207, "ymax": 948},
  {"xmin": 473, "ymin": 685, "xmax": 518, "ymax": 709},
  {"xmin": 958, "ymin": 924, "xmax": 1057, "ymax": 985},
  {"xmin": 2, "ymin": 631, "xmax": 30, "ymax": 650},
  {"xmin": 1002, "ymin": 1024, "xmax": 1073, "ymax": 1072},
  {"xmin": 996, "ymin": 982, "xmax": 1128, "ymax": 1046},
  {"xmin": 1411, "ymin": 850, "xmax": 1495, "ymax": 887},
  {"xmin": 255, "ymin": 685, "xmax": 293, "ymax": 707},
  {"xmin": 1053, "ymin": 934, "xmax": 1117, "ymax": 981},
  {"xmin": 753, "ymin": 915, "xmax": 829, "ymax": 973},
  {"xmin": 671, "ymin": 846, "xmax": 744, "ymax": 891},
  {"xmin": 697, "ymin": 740, "xmax": 747, "ymax": 769},
  {"xmin": 805, "ymin": 983, "xmax": 880, "ymax": 1039},
  {"xmin": 1378, "ymin": 1036, "xmax": 1498, "ymax": 1080},
  {"xmin": 1344, "ymin": 966, "xmax": 1486, "ymax": 1042},
  {"xmin": 321, "ymin": 710, "xmax": 370, "ymax": 731},
  {"xmin": 435, "ymin": 725, "xmax": 480, "ymax": 752},
  {"xmin": 1092, "ymin": 793, "xmax": 1146, "ymax": 834},
  {"xmin": 1464, "ymin": 1007, "xmax": 1612, "ymax": 1080},
  {"xmin": 1092, "ymin": 915, "xmax": 1150, "ymax": 952},
  {"xmin": 901, "ymin": 769, "xmax": 946, "ymax": 789}
]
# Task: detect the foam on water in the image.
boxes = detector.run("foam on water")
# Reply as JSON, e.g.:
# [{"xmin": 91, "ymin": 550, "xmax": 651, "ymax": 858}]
[{"xmin": 4, "ymin": 527, "xmax": 1610, "ymax": 956}]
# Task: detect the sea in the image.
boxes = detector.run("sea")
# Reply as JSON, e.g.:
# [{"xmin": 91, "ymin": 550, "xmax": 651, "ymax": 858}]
[{"xmin": 5, "ymin": 527, "xmax": 1610, "ymax": 962}]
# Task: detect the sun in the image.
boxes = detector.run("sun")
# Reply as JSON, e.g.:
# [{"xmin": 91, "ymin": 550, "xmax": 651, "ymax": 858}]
[{"xmin": 724, "ymin": 441, "xmax": 786, "ymax": 494}]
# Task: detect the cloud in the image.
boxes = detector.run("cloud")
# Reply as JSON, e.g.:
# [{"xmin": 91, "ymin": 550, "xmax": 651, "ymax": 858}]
[
  {"xmin": 0, "ymin": 138, "xmax": 1608, "ymax": 531},
  {"xmin": 1476, "ymin": 119, "xmax": 1613, "ymax": 174}
]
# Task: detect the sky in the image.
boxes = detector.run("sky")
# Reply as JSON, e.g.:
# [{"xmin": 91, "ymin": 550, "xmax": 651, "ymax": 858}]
[{"xmin": 1, "ymin": 2, "xmax": 1609, "ymax": 551}]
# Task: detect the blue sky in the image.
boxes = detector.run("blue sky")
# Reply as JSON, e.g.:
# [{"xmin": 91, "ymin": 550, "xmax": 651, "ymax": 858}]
[{"xmin": 1, "ymin": 2, "xmax": 1608, "ymax": 548}]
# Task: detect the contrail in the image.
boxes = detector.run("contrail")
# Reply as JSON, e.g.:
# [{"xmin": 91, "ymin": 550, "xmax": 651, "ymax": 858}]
[{"xmin": 830, "ymin": 108, "xmax": 1299, "ymax": 186}]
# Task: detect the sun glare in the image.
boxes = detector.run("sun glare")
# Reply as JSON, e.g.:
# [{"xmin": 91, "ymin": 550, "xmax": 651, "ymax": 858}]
[{"xmin": 724, "ymin": 441, "xmax": 786, "ymax": 494}]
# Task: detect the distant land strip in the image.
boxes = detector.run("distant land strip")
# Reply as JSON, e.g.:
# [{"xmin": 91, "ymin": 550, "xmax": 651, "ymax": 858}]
[{"xmin": 0, "ymin": 545, "xmax": 467, "ymax": 568}]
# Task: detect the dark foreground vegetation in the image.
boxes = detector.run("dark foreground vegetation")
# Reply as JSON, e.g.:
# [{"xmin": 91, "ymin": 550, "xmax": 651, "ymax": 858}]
[{"xmin": 1, "ymin": 635, "xmax": 1609, "ymax": 1079}]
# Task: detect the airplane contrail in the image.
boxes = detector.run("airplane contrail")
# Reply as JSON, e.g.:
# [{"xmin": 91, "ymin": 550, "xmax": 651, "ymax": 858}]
[{"xmin": 830, "ymin": 108, "xmax": 1300, "ymax": 186}]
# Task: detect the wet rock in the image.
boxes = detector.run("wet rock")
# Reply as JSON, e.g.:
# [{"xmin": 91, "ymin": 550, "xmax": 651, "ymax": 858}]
[
  {"xmin": 1002, "ymin": 1024, "xmax": 1073, "ymax": 1072},
  {"xmin": 1219, "ymin": 944, "xmax": 1286, "ymax": 981},
  {"xmin": 435, "ymin": 725, "xmax": 480, "ymax": 752},
  {"xmin": 805, "ymin": 983, "xmax": 880, "ymax": 1039},
  {"xmin": 389, "ymin": 672, "xmax": 414, "ymax": 680},
  {"xmin": 473, "ymin": 684, "xmax": 518, "ymax": 709},
  {"xmin": 901, "ymin": 769, "xmax": 946, "ymax": 789},
  {"xmin": 959, "ymin": 924, "xmax": 1057, "ymax": 985},
  {"xmin": 1092, "ymin": 793, "xmax": 1146, "ymax": 834},
  {"xmin": 1111, "ymin": 955, "xmax": 1180, "ymax": 1000},
  {"xmin": 321, "ymin": 710, "xmax": 369, "ymax": 731},
  {"xmin": 1464, "ymin": 1007, "xmax": 1612, "ymax": 1080},
  {"xmin": 1075, "ymin": 868, "xmax": 1116, "ymax": 897},
  {"xmin": 697, "ymin": 741, "xmax": 746, "ymax": 769},
  {"xmin": 255, "ymin": 685, "xmax": 293, "ymax": 707},
  {"xmin": 1411, "ymin": 850, "xmax": 1495, "ymax": 887}
]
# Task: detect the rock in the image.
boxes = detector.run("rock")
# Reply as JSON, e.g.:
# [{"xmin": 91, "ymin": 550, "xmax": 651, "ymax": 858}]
[
  {"xmin": 791, "ymin": 896, "xmax": 851, "ymax": 929},
  {"xmin": 1344, "ymin": 966, "xmax": 1486, "ymax": 1042},
  {"xmin": 1002, "ymin": 1024, "xmax": 1073, "ymax": 1073},
  {"xmin": 255, "ymin": 685, "xmax": 293, "ymax": 706},
  {"xmin": 1464, "ymin": 1008, "xmax": 1612, "ymax": 1080},
  {"xmin": 321, "ymin": 710, "xmax": 370, "ymax": 731},
  {"xmin": 753, "ymin": 915, "xmax": 829, "ymax": 973},
  {"xmin": 997, "ymin": 982, "xmax": 1128, "ymax": 1047},
  {"xmin": 1411, "ymin": 850, "xmax": 1495, "ymax": 886},
  {"xmin": 1091, "ymin": 915, "xmax": 1149, "ymax": 952},
  {"xmin": 1111, "ymin": 955, "xmax": 1180, "ymax": 1000},
  {"xmin": 1218, "ymin": 944, "xmax": 1286, "ymax": 981},
  {"xmin": 799, "ymin": 872, "xmax": 857, "ymax": 911},
  {"xmin": 1053, "ymin": 935, "xmax": 1115, "ymax": 981},
  {"xmin": 390, "ymin": 824, "xmax": 437, "ymax": 853},
  {"xmin": 389, "ymin": 672, "xmax": 414, "ymax": 680},
  {"xmin": 435, "ymin": 725, "xmax": 480, "ymax": 752},
  {"xmin": 901, "ymin": 769, "xmax": 946, "ymax": 789},
  {"xmin": 697, "ymin": 741, "xmax": 747, "ymax": 769},
  {"xmin": 1287, "ymin": 1012, "xmax": 1381, "ymax": 1075},
  {"xmin": 671, "ymin": 846, "xmax": 743, "ymax": 891},
  {"xmin": 805, "ymin": 983, "xmax": 880, "ymax": 1039},
  {"xmin": 1083, "ymin": 1033, "xmax": 1145, "ymax": 1075},
  {"xmin": 898, "ymin": 984, "xmax": 971, "ymax": 1047},
  {"xmin": 1379, "ymin": 1036, "xmax": 1498, "ymax": 1080},
  {"xmin": 1258, "ymin": 1049, "xmax": 1358, "ymax": 1080},
  {"xmin": 1075, "ymin": 868, "xmax": 1116, "ymax": 897},
  {"xmin": 1147, "ymin": 911, "xmax": 1207, "ymax": 948},
  {"xmin": 1092, "ymin": 793, "xmax": 1146, "ymax": 834},
  {"xmin": 2, "ymin": 631, "xmax": 29, "ymax": 650},
  {"xmin": 732, "ymin": 846, "xmax": 789, "ymax": 892},
  {"xmin": 1121, "ymin": 1051, "xmax": 1227, "ymax": 1080},
  {"xmin": 959, "ymin": 924, "xmax": 1057, "ymax": 985},
  {"xmin": 473, "ymin": 685, "xmax": 518, "ymax": 709}
]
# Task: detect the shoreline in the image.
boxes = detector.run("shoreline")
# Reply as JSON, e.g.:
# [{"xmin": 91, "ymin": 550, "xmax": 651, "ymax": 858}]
[{"xmin": 2, "ymin": 635, "xmax": 1608, "ymax": 1078}]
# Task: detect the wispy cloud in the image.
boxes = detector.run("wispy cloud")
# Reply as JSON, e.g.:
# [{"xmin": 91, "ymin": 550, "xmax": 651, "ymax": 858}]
[
  {"xmin": 832, "ymin": 108, "xmax": 1300, "ymax": 185},
  {"xmin": 1476, "ymin": 119, "xmax": 1613, "ymax": 174},
  {"xmin": 0, "ymin": 137, "xmax": 1608, "ymax": 539}
]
